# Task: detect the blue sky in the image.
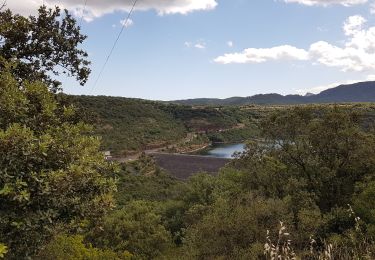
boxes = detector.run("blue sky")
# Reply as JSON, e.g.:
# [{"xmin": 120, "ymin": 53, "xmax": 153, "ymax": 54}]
[{"xmin": 9, "ymin": 0, "xmax": 375, "ymax": 100}]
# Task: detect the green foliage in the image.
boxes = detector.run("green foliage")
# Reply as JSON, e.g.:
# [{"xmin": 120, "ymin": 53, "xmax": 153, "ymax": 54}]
[
  {"xmin": 30, "ymin": 105, "xmax": 371, "ymax": 259},
  {"xmin": 0, "ymin": 6, "xmax": 90, "ymax": 90},
  {"xmin": 158, "ymin": 103, "xmax": 242, "ymax": 131},
  {"xmin": 183, "ymin": 194, "xmax": 291, "ymax": 259},
  {"xmin": 115, "ymin": 162, "xmax": 185, "ymax": 206},
  {"xmin": 65, "ymin": 96, "xmax": 188, "ymax": 155},
  {"xmin": 88, "ymin": 201, "xmax": 172, "ymax": 259},
  {"xmin": 0, "ymin": 243, "xmax": 7, "ymax": 259},
  {"xmin": 3, "ymin": 44, "xmax": 375, "ymax": 260},
  {"xmin": 257, "ymin": 106, "xmax": 375, "ymax": 211},
  {"xmin": 38, "ymin": 235, "xmax": 128, "ymax": 260},
  {"xmin": 170, "ymin": 106, "xmax": 375, "ymax": 258},
  {"xmin": 207, "ymin": 125, "xmax": 259, "ymax": 143},
  {"xmin": 0, "ymin": 67, "xmax": 117, "ymax": 258},
  {"xmin": 31, "ymin": 105, "xmax": 372, "ymax": 259},
  {"xmin": 353, "ymin": 180, "xmax": 375, "ymax": 237},
  {"xmin": 183, "ymin": 173, "xmax": 217, "ymax": 207}
]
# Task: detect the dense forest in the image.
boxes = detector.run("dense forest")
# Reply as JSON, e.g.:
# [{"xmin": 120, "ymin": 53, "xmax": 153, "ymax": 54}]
[{"xmin": 1, "ymin": 5, "xmax": 375, "ymax": 260}]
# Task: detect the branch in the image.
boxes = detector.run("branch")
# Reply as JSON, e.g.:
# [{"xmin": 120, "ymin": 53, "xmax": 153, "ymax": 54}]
[{"xmin": 0, "ymin": 1, "xmax": 6, "ymax": 11}]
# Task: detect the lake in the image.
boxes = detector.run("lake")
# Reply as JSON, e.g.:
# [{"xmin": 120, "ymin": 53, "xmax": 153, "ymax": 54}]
[{"xmin": 199, "ymin": 143, "xmax": 246, "ymax": 159}]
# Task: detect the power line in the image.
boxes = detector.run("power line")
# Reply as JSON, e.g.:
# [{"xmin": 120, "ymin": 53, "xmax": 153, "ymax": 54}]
[{"xmin": 90, "ymin": 0, "xmax": 138, "ymax": 94}]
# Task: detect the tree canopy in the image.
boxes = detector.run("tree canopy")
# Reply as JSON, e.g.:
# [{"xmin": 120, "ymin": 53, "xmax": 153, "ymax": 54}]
[
  {"xmin": 0, "ymin": 5, "xmax": 90, "ymax": 91},
  {"xmin": 0, "ymin": 63, "xmax": 116, "ymax": 258}
]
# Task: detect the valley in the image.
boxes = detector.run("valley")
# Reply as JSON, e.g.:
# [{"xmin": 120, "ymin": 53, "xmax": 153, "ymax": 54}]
[{"xmin": 64, "ymin": 94, "xmax": 262, "ymax": 157}]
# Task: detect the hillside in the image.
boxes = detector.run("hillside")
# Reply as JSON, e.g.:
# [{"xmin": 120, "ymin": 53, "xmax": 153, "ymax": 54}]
[
  {"xmin": 172, "ymin": 81, "xmax": 375, "ymax": 106},
  {"xmin": 62, "ymin": 82, "xmax": 375, "ymax": 155},
  {"xmin": 63, "ymin": 95, "xmax": 255, "ymax": 155},
  {"xmin": 311, "ymin": 81, "xmax": 375, "ymax": 103}
]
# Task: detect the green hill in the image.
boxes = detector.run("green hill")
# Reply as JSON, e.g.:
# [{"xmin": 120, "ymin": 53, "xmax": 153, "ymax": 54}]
[
  {"xmin": 63, "ymin": 95, "xmax": 254, "ymax": 155},
  {"xmin": 62, "ymin": 94, "xmax": 375, "ymax": 156}
]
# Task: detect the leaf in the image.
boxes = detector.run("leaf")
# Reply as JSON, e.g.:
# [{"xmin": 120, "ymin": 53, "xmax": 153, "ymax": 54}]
[
  {"xmin": 0, "ymin": 184, "xmax": 12, "ymax": 196},
  {"xmin": 0, "ymin": 244, "xmax": 8, "ymax": 258}
]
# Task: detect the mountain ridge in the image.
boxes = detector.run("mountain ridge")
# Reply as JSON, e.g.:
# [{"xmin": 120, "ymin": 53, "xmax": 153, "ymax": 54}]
[{"xmin": 171, "ymin": 81, "xmax": 375, "ymax": 106}]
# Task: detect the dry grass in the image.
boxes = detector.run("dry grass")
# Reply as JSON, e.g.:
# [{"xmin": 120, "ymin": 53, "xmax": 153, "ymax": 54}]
[{"xmin": 264, "ymin": 206, "xmax": 375, "ymax": 260}]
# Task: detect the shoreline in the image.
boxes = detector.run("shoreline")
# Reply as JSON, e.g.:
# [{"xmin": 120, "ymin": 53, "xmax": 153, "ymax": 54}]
[{"xmin": 182, "ymin": 143, "xmax": 211, "ymax": 154}]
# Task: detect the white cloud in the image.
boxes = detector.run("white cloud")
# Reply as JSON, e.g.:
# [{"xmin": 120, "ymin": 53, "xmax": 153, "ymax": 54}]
[
  {"xmin": 214, "ymin": 45, "xmax": 309, "ymax": 64},
  {"xmin": 343, "ymin": 15, "xmax": 366, "ymax": 36},
  {"xmin": 283, "ymin": 0, "xmax": 368, "ymax": 6},
  {"xmin": 194, "ymin": 43, "xmax": 206, "ymax": 49},
  {"xmin": 317, "ymin": 26, "xmax": 328, "ymax": 32},
  {"xmin": 227, "ymin": 41, "xmax": 234, "ymax": 47},
  {"xmin": 120, "ymin": 18, "xmax": 134, "ymax": 28},
  {"xmin": 371, "ymin": 1, "xmax": 375, "ymax": 13},
  {"xmin": 6, "ymin": 0, "xmax": 218, "ymax": 22},
  {"xmin": 215, "ymin": 15, "xmax": 375, "ymax": 72},
  {"xmin": 309, "ymin": 15, "xmax": 375, "ymax": 71},
  {"xmin": 185, "ymin": 41, "xmax": 207, "ymax": 49}
]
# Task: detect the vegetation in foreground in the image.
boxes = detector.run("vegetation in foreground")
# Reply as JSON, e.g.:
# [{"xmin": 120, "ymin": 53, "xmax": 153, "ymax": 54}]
[
  {"xmin": 4, "ymin": 74, "xmax": 375, "ymax": 259},
  {"xmin": 36, "ymin": 106, "xmax": 375, "ymax": 260}
]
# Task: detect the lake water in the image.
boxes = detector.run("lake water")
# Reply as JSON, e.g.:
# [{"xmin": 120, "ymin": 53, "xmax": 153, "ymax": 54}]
[{"xmin": 200, "ymin": 143, "xmax": 246, "ymax": 159}]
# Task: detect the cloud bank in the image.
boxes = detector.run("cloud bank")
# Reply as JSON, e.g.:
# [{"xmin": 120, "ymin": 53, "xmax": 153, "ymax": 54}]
[
  {"xmin": 215, "ymin": 15, "xmax": 375, "ymax": 72},
  {"xmin": 371, "ymin": 1, "xmax": 375, "ymax": 13},
  {"xmin": 6, "ymin": 0, "xmax": 218, "ymax": 21},
  {"xmin": 214, "ymin": 45, "xmax": 309, "ymax": 64},
  {"xmin": 283, "ymin": 0, "xmax": 368, "ymax": 6}
]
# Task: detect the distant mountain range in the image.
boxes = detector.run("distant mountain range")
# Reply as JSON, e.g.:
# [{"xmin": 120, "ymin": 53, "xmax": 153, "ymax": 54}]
[{"xmin": 171, "ymin": 81, "xmax": 375, "ymax": 106}]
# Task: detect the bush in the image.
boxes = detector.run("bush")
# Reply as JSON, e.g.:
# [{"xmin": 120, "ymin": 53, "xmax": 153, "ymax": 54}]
[
  {"xmin": 0, "ymin": 66, "xmax": 117, "ymax": 258},
  {"xmin": 38, "ymin": 235, "xmax": 129, "ymax": 260},
  {"xmin": 88, "ymin": 201, "xmax": 172, "ymax": 259}
]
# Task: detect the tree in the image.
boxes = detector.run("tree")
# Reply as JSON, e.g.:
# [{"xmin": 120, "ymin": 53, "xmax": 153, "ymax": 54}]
[
  {"xmin": 88, "ymin": 201, "xmax": 172, "ymax": 259},
  {"xmin": 353, "ymin": 180, "xmax": 375, "ymax": 237},
  {"xmin": 37, "ymin": 235, "xmax": 130, "ymax": 260},
  {"xmin": 0, "ymin": 5, "xmax": 90, "ymax": 91},
  {"xmin": 0, "ymin": 65, "xmax": 117, "ymax": 258},
  {"xmin": 257, "ymin": 106, "xmax": 375, "ymax": 211},
  {"xmin": 220, "ymin": 106, "xmax": 375, "ymax": 250},
  {"xmin": 183, "ymin": 193, "xmax": 291, "ymax": 259}
]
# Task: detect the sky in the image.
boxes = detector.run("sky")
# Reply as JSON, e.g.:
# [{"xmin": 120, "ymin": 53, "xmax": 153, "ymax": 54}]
[{"xmin": 6, "ymin": 0, "xmax": 375, "ymax": 100}]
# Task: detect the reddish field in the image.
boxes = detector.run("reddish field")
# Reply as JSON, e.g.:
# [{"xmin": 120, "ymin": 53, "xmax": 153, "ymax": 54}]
[{"xmin": 150, "ymin": 153, "xmax": 230, "ymax": 180}]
